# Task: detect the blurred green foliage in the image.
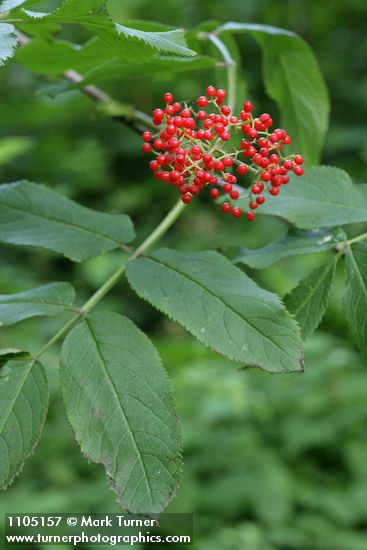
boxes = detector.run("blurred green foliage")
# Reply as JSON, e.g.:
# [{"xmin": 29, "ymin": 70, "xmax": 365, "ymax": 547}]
[{"xmin": 1, "ymin": 0, "xmax": 367, "ymax": 547}]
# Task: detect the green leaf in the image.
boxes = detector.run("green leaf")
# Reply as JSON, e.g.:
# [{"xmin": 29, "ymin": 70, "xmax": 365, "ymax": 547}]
[
  {"xmin": 0, "ymin": 0, "xmax": 40, "ymax": 12},
  {"xmin": 0, "ymin": 0, "xmax": 29, "ymax": 12},
  {"xmin": 246, "ymin": 166, "xmax": 367, "ymax": 229},
  {"xmin": 71, "ymin": 55, "xmax": 216, "ymax": 87},
  {"xmin": 14, "ymin": 37, "xmax": 114, "ymax": 75},
  {"xmin": 0, "ymin": 282, "xmax": 75, "ymax": 326},
  {"xmin": 233, "ymin": 229, "xmax": 342, "ymax": 269},
  {"xmin": 216, "ymin": 22, "xmax": 329, "ymax": 165},
  {"xmin": 0, "ymin": 181, "xmax": 135, "ymax": 261},
  {"xmin": 0, "ymin": 23, "xmax": 17, "ymax": 65},
  {"xmin": 284, "ymin": 256, "xmax": 338, "ymax": 339},
  {"xmin": 0, "ymin": 360, "xmax": 48, "ymax": 490},
  {"xmin": 21, "ymin": 0, "xmax": 196, "ymax": 62},
  {"xmin": 0, "ymin": 349, "xmax": 30, "ymax": 367},
  {"xmin": 0, "ymin": 137, "xmax": 33, "ymax": 166},
  {"xmin": 344, "ymin": 243, "xmax": 367, "ymax": 358},
  {"xmin": 60, "ymin": 312, "xmax": 182, "ymax": 514},
  {"xmin": 126, "ymin": 249, "xmax": 303, "ymax": 374},
  {"xmin": 358, "ymin": 183, "xmax": 367, "ymax": 200}
]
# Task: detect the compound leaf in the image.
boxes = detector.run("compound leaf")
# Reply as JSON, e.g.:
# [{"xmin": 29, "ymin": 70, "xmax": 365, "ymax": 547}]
[
  {"xmin": 127, "ymin": 249, "xmax": 303, "ymax": 374},
  {"xmin": 284, "ymin": 256, "xmax": 338, "ymax": 339},
  {"xmin": 21, "ymin": 0, "xmax": 196, "ymax": 62},
  {"xmin": 233, "ymin": 229, "xmax": 342, "ymax": 269},
  {"xmin": 0, "ymin": 181, "xmax": 135, "ymax": 261},
  {"xmin": 0, "ymin": 23, "xmax": 17, "ymax": 65},
  {"xmin": 0, "ymin": 360, "xmax": 48, "ymax": 490},
  {"xmin": 60, "ymin": 312, "xmax": 182, "ymax": 514},
  {"xmin": 0, "ymin": 282, "xmax": 75, "ymax": 326},
  {"xmin": 246, "ymin": 166, "xmax": 367, "ymax": 229},
  {"xmin": 344, "ymin": 243, "xmax": 367, "ymax": 358}
]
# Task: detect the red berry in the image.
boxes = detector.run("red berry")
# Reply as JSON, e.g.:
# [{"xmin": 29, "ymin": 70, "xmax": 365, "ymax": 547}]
[
  {"xmin": 168, "ymin": 137, "xmax": 180, "ymax": 149},
  {"xmin": 223, "ymin": 183, "xmax": 232, "ymax": 193},
  {"xmin": 163, "ymin": 92, "xmax": 174, "ymax": 103},
  {"xmin": 269, "ymin": 187, "xmax": 280, "ymax": 196},
  {"xmin": 221, "ymin": 131, "xmax": 230, "ymax": 141},
  {"xmin": 170, "ymin": 170, "xmax": 180, "ymax": 182},
  {"xmin": 256, "ymin": 195, "xmax": 265, "ymax": 205},
  {"xmin": 221, "ymin": 202, "xmax": 232, "ymax": 214},
  {"xmin": 259, "ymin": 113, "xmax": 271, "ymax": 123},
  {"xmin": 206, "ymin": 85, "xmax": 217, "ymax": 96},
  {"xmin": 166, "ymin": 124, "xmax": 176, "ymax": 135},
  {"xmin": 269, "ymin": 154, "xmax": 279, "ymax": 164},
  {"xmin": 191, "ymin": 145, "xmax": 201, "ymax": 155},
  {"xmin": 230, "ymin": 190, "xmax": 240, "ymax": 200},
  {"xmin": 231, "ymin": 207, "xmax": 242, "ymax": 218},
  {"xmin": 243, "ymin": 101, "xmax": 253, "ymax": 112},
  {"xmin": 248, "ymin": 128, "xmax": 258, "ymax": 139},
  {"xmin": 246, "ymin": 212, "xmax": 255, "ymax": 221},
  {"xmin": 216, "ymin": 89, "xmax": 226, "ymax": 100},
  {"xmin": 223, "ymin": 157, "xmax": 233, "ymax": 167},
  {"xmin": 165, "ymin": 105, "xmax": 175, "ymax": 116},
  {"xmin": 274, "ymin": 129, "xmax": 286, "ymax": 139},
  {"xmin": 221, "ymin": 106, "xmax": 231, "ymax": 116},
  {"xmin": 251, "ymin": 185, "xmax": 261, "ymax": 194},
  {"xmin": 180, "ymin": 108, "xmax": 191, "ymax": 118},
  {"xmin": 182, "ymin": 193, "xmax": 192, "ymax": 204},
  {"xmin": 259, "ymin": 158, "xmax": 270, "ymax": 168},
  {"xmin": 142, "ymin": 131, "xmax": 152, "ymax": 142},
  {"xmin": 210, "ymin": 188, "xmax": 219, "ymax": 199},
  {"xmin": 141, "ymin": 143, "xmax": 152, "ymax": 153},
  {"xmin": 153, "ymin": 108, "xmax": 165, "ymax": 119},
  {"xmin": 261, "ymin": 171, "xmax": 271, "ymax": 182},
  {"xmin": 237, "ymin": 164, "xmax": 248, "ymax": 175},
  {"xmin": 294, "ymin": 155, "xmax": 304, "ymax": 165},
  {"xmin": 294, "ymin": 167, "xmax": 304, "ymax": 176},
  {"xmin": 179, "ymin": 184, "xmax": 189, "ymax": 194},
  {"xmin": 197, "ymin": 96, "xmax": 209, "ymax": 107},
  {"xmin": 189, "ymin": 184, "xmax": 199, "ymax": 195},
  {"xmin": 240, "ymin": 111, "xmax": 251, "ymax": 121},
  {"xmin": 253, "ymin": 153, "xmax": 262, "ymax": 164}
]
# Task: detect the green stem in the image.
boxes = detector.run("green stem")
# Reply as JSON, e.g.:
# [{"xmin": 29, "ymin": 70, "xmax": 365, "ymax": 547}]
[
  {"xmin": 207, "ymin": 32, "xmax": 237, "ymax": 112},
  {"xmin": 32, "ymin": 199, "xmax": 186, "ymax": 362},
  {"xmin": 335, "ymin": 231, "xmax": 367, "ymax": 258},
  {"xmin": 346, "ymin": 231, "xmax": 367, "ymax": 247}
]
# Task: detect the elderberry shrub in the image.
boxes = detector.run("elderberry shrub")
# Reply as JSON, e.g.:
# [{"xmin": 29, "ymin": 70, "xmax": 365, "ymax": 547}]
[{"xmin": 141, "ymin": 86, "xmax": 304, "ymax": 221}]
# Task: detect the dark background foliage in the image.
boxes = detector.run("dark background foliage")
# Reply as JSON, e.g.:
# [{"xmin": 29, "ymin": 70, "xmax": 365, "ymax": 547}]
[{"xmin": 0, "ymin": 0, "xmax": 367, "ymax": 548}]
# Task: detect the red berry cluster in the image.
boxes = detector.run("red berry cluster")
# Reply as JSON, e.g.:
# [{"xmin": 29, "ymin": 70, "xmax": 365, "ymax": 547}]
[{"xmin": 141, "ymin": 87, "xmax": 304, "ymax": 221}]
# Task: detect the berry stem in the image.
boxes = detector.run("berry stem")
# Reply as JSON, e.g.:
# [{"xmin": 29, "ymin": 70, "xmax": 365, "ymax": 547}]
[
  {"xmin": 207, "ymin": 32, "xmax": 237, "ymax": 113},
  {"xmin": 31, "ymin": 199, "xmax": 187, "ymax": 362}
]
